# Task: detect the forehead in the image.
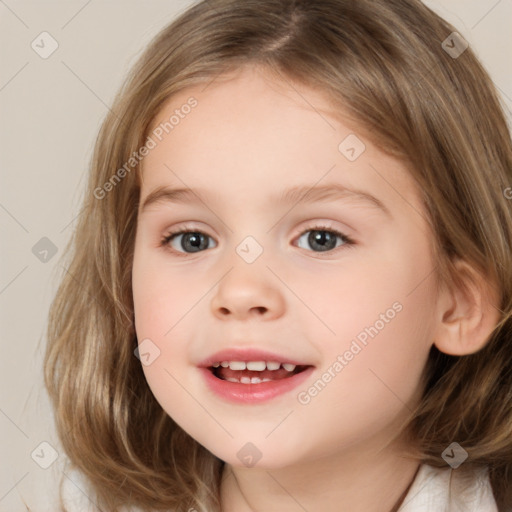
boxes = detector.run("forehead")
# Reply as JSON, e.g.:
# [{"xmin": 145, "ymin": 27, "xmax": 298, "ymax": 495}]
[
  {"xmin": 145, "ymin": 67, "xmax": 342, "ymax": 166},
  {"xmin": 140, "ymin": 66, "xmax": 424, "ymax": 221}
]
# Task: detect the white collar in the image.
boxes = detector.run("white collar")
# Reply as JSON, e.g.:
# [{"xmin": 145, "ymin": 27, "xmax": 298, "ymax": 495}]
[
  {"xmin": 398, "ymin": 464, "xmax": 498, "ymax": 511},
  {"xmin": 62, "ymin": 462, "xmax": 498, "ymax": 511}
]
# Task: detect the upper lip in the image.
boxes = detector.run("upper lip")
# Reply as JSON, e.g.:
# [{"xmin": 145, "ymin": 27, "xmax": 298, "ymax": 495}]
[{"xmin": 198, "ymin": 348, "xmax": 313, "ymax": 368}]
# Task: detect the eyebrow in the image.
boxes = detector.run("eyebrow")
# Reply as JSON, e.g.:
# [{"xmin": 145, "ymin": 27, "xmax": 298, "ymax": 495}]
[{"xmin": 140, "ymin": 183, "xmax": 391, "ymax": 217}]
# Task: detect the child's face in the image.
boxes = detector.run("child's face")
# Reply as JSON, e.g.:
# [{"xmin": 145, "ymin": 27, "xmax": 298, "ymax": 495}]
[{"xmin": 132, "ymin": 66, "xmax": 443, "ymax": 467}]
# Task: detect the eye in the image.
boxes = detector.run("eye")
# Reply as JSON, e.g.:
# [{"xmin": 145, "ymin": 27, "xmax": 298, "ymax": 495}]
[
  {"xmin": 295, "ymin": 224, "xmax": 355, "ymax": 253},
  {"xmin": 161, "ymin": 227, "xmax": 216, "ymax": 255},
  {"xmin": 160, "ymin": 223, "xmax": 356, "ymax": 256}
]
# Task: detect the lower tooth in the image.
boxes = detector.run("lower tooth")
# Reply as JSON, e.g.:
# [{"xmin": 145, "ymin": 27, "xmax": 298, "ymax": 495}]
[{"xmin": 225, "ymin": 376, "xmax": 273, "ymax": 384}]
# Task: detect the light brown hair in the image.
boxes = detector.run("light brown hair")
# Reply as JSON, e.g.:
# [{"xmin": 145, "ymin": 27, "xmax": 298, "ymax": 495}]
[{"xmin": 44, "ymin": 0, "xmax": 512, "ymax": 510}]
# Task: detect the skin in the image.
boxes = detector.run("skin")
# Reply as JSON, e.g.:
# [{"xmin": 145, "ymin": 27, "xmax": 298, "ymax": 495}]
[{"xmin": 131, "ymin": 65, "xmax": 493, "ymax": 511}]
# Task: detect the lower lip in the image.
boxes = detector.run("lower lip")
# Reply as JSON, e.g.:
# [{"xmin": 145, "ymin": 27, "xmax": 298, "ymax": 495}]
[{"xmin": 199, "ymin": 366, "xmax": 315, "ymax": 404}]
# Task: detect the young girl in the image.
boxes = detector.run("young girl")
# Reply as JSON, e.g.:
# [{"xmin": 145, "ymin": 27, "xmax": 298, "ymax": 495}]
[{"xmin": 44, "ymin": 0, "xmax": 512, "ymax": 510}]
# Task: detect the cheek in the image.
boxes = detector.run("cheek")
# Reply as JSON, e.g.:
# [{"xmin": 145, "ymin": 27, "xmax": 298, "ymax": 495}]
[
  {"xmin": 131, "ymin": 241, "xmax": 217, "ymax": 420},
  {"xmin": 132, "ymin": 240, "xmax": 201, "ymax": 340},
  {"xmin": 288, "ymin": 290, "xmax": 436, "ymax": 458},
  {"xmin": 297, "ymin": 237, "xmax": 437, "ymax": 353},
  {"xmin": 297, "ymin": 234, "xmax": 438, "ymax": 428}
]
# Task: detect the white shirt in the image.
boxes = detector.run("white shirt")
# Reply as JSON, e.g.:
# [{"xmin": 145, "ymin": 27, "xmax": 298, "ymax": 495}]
[
  {"xmin": 61, "ymin": 463, "xmax": 498, "ymax": 511},
  {"xmin": 398, "ymin": 464, "xmax": 498, "ymax": 512}
]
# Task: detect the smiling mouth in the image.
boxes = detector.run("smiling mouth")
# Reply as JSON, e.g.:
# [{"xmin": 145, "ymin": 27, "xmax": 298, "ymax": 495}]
[{"xmin": 209, "ymin": 362, "xmax": 311, "ymax": 384}]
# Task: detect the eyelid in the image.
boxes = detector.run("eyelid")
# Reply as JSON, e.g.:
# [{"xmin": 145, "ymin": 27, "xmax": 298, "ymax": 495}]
[
  {"xmin": 162, "ymin": 221, "xmax": 216, "ymax": 241},
  {"xmin": 162, "ymin": 219, "xmax": 355, "ymax": 239},
  {"xmin": 293, "ymin": 220, "xmax": 354, "ymax": 240}
]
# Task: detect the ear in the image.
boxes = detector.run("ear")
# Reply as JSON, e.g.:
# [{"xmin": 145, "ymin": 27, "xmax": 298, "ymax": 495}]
[{"xmin": 433, "ymin": 259, "xmax": 501, "ymax": 356}]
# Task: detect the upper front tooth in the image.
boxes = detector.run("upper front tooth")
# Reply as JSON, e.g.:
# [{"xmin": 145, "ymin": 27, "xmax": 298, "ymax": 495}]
[
  {"xmin": 228, "ymin": 361, "xmax": 246, "ymax": 370},
  {"xmin": 217, "ymin": 360, "xmax": 295, "ymax": 371},
  {"xmin": 246, "ymin": 361, "xmax": 266, "ymax": 371}
]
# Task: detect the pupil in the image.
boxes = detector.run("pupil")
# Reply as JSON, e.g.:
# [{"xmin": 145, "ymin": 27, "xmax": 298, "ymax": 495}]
[
  {"xmin": 310, "ymin": 230, "xmax": 336, "ymax": 251},
  {"xmin": 183, "ymin": 232, "xmax": 208, "ymax": 252}
]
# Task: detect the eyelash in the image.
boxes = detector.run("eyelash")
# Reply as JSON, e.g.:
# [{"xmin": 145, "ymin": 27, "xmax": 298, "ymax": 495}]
[{"xmin": 160, "ymin": 222, "xmax": 356, "ymax": 257}]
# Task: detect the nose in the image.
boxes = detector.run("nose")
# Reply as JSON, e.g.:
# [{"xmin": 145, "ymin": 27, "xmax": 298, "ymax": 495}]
[{"xmin": 210, "ymin": 266, "xmax": 285, "ymax": 321}]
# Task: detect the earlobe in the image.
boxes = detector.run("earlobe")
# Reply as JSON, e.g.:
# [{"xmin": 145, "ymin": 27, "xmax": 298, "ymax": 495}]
[{"xmin": 433, "ymin": 259, "xmax": 501, "ymax": 356}]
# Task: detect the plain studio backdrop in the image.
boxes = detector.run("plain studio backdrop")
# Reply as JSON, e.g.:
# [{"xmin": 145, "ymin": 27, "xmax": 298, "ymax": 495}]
[{"xmin": 0, "ymin": 1, "xmax": 511, "ymax": 510}]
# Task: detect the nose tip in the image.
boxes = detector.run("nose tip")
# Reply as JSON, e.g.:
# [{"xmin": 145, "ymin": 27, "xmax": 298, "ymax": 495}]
[{"xmin": 211, "ymin": 268, "xmax": 285, "ymax": 321}]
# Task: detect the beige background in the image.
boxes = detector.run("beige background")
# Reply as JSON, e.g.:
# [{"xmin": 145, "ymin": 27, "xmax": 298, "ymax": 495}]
[{"xmin": 0, "ymin": 1, "xmax": 511, "ymax": 510}]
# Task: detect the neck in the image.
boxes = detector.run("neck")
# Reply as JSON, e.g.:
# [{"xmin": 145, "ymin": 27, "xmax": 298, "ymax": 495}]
[{"xmin": 220, "ymin": 438, "xmax": 420, "ymax": 512}]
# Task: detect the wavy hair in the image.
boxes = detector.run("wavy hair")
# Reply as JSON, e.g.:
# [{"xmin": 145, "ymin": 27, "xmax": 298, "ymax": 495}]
[{"xmin": 44, "ymin": 0, "xmax": 512, "ymax": 510}]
